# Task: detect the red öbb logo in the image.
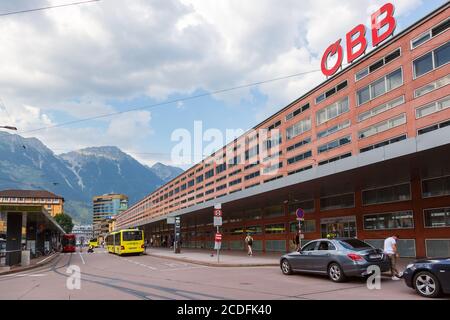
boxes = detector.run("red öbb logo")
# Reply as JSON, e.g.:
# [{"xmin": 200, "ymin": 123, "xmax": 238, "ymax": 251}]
[{"xmin": 321, "ymin": 3, "xmax": 397, "ymax": 77}]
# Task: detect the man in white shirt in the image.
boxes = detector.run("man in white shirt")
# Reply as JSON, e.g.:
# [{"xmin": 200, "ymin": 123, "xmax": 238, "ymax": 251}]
[{"xmin": 384, "ymin": 235, "xmax": 402, "ymax": 280}]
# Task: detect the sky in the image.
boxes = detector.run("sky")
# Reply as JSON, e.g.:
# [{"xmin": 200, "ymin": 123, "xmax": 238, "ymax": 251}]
[{"xmin": 0, "ymin": 0, "xmax": 447, "ymax": 169}]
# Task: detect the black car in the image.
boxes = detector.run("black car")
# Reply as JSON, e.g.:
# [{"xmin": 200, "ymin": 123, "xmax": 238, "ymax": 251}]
[{"xmin": 403, "ymin": 257, "xmax": 450, "ymax": 298}]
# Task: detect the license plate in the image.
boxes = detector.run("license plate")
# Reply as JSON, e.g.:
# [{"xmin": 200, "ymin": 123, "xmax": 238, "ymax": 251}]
[
  {"xmin": 370, "ymin": 254, "xmax": 382, "ymax": 259},
  {"xmin": 129, "ymin": 247, "xmax": 136, "ymax": 250}
]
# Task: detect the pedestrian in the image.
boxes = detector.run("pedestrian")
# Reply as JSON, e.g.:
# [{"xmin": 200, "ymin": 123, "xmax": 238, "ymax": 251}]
[
  {"xmin": 294, "ymin": 232, "xmax": 300, "ymax": 251},
  {"xmin": 150, "ymin": 237, "xmax": 154, "ymax": 248},
  {"xmin": 245, "ymin": 233, "xmax": 253, "ymax": 256},
  {"xmin": 384, "ymin": 234, "xmax": 402, "ymax": 280}
]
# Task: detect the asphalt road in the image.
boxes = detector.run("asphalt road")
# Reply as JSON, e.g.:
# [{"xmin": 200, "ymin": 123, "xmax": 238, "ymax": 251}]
[{"xmin": 0, "ymin": 248, "xmax": 445, "ymax": 300}]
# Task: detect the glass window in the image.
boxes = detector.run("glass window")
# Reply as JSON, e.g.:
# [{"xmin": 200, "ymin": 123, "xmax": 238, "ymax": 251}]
[
  {"xmin": 363, "ymin": 211, "xmax": 414, "ymax": 230},
  {"xmin": 414, "ymin": 52, "xmax": 433, "ymax": 77},
  {"xmin": 320, "ymin": 193, "xmax": 354, "ymax": 211},
  {"xmin": 245, "ymin": 225, "xmax": 263, "ymax": 235},
  {"xmin": 316, "ymin": 97, "xmax": 349, "ymax": 125},
  {"xmin": 339, "ymin": 239, "xmax": 373, "ymax": 250},
  {"xmin": 265, "ymin": 223, "xmax": 286, "ymax": 234},
  {"xmin": 435, "ymin": 42, "xmax": 450, "ymax": 67},
  {"xmin": 371, "ymin": 78, "xmax": 386, "ymax": 98},
  {"xmin": 357, "ymin": 86, "xmax": 370, "ymax": 105},
  {"xmin": 301, "ymin": 241, "xmax": 318, "ymax": 251},
  {"xmin": 265, "ymin": 206, "xmax": 284, "ymax": 218},
  {"xmin": 362, "ymin": 183, "xmax": 411, "ymax": 205},
  {"xmin": 424, "ymin": 207, "xmax": 450, "ymax": 228},
  {"xmin": 422, "ymin": 176, "xmax": 450, "ymax": 198},
  {"xmin": 386, "ymin": 69, "xmax": 403, "ymax": 91},
  {"xmin": 411, "ymin": 33, "xmax": 430, "ymax": 48}
]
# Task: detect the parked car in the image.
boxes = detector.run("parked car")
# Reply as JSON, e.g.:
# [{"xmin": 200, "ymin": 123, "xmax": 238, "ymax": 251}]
[
  {"xmin": 280, "ymin": 238, "xmax": 390, "ymax": 282},
  {"xmin": 403, "ymin": 257, "xmax": 450, "ymax": 298}
]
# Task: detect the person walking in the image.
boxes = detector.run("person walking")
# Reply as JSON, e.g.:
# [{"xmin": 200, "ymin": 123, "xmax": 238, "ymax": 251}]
[
  {"xmin": 384, "ymin": 234, "xmax": 402, "ymax": 280},
  {"xmin": 245, "ymin": 233, "xmax": 254, "ymax": 256},
  {"xmin": 294, "ymin": 232, "xmax": 301, "ymax": 251}
]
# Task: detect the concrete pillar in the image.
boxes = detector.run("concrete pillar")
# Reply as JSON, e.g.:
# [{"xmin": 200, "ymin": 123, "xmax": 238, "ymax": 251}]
[{"xmin": 6, "ymin": 212, "xmax": 22, "ymax": 266}]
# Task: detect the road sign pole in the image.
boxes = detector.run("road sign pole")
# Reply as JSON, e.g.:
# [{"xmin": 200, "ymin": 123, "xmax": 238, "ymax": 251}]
[{"xmin": 217, "ymin": 226, "xmax": 220, "ymax": 264}]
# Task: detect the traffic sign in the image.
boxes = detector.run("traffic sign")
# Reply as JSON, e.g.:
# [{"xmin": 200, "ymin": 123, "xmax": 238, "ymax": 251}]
[
  {"xmin": 214, "ymin": 209, "xmax": 222, "ymax": 217},
  {"xmin": 296, "ymin": 208, "xmax": 305, "ymax": 220},
  {"xmin": 215, "ymin": 233, "xmax": 222, "ymax": 242},
  {"xmin": 214, "ymin": 216, "xmax": 222, "ymax": 226}
]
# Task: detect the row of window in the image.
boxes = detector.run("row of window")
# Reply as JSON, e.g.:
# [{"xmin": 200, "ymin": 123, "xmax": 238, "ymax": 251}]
[{"xmin": 141, "ymin": 39, "xmax": 450, "ymax": 211}]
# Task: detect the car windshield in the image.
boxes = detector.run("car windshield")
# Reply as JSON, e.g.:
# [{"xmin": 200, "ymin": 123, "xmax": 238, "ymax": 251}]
[{"xmin": 338, "ymin": 239, "xmax": 373, "ymax": 250}]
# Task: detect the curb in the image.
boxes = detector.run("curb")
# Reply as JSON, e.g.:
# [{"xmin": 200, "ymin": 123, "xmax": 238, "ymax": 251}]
[
  {"xmin": 145, "ymin": 252, "xmax": 279, "ymax": 268},
  {"xmin": 0, "ymin": 252, "xmax": 60, "ymax": 276}
]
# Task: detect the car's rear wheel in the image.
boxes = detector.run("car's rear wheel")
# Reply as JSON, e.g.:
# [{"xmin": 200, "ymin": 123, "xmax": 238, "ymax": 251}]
[
  {"xmin": 328, "ymin": 263, "xmax": 346, "ymax": 282},
  {"xmin": 413, "ymin": 271, "xmax": 441, "ymax": 298},
  {"xmin": 281, "ymin": 259, "xmax": 293, "ymax": 275}
]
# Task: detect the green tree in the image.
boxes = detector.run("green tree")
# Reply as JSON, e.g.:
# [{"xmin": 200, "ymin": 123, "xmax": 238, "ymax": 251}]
[{"xmin": 54, "ymin": 213, "xmax": 74, "ymax": 233}]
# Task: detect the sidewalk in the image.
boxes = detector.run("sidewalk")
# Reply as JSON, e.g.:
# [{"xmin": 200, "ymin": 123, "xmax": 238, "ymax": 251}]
[
  {"xmin": 0, "ymin": 252, "xmax": 60, "ymax": 275},
  {"xmin": 145, "ymin": 247, "xmax": 281, "ymax": 267},
  {"xmin": 145, "ymin": 247, "xmax": 416, "ymax": 269}
]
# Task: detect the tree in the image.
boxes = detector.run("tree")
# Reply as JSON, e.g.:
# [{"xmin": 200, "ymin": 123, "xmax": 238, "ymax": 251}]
[{"xmin": 54, "ymin": 213, "xmax": 74, "ymax": 234}]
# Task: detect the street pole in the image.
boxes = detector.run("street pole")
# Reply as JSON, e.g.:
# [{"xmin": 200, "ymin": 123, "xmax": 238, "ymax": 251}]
[{"xmin": 217, "ymin": 226, "xmax": 220, "ymax": 264}]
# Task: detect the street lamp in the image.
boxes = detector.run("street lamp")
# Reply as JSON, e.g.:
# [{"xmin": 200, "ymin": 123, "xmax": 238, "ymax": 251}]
[{"xmin": 0, "ymin": 126, "xmax": 17, "ymax": 130}]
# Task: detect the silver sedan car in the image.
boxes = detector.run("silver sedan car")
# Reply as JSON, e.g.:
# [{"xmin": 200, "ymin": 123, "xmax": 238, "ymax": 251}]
[{"xmin": 280, "ymin": 238, "xmax": 391, "ymax": 282}]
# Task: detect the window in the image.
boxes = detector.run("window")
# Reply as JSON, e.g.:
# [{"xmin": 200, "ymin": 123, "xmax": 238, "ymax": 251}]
[
  {"xmin": 318, "ymin": 153, "xmax": 352, "ymax": 166},
  {"xmin": 414, "ymin": 74, "xmax": 450, "ymax": 98},
  {"xmin": 358, "ymin": 113, "xmax": 406, "ymax": 139},
  {"xmin": 363, "ymin": 211, "xmax": 414, "ymax": 230},
  {"xmin": 286, "ymin": 137, "xmax": 311, "ymax": 152},
  {"xmin": 290, "ymin": 220, "xmax": 316, "ymax": 233},
  {"xmin": 264, "ymin": 134, "xmax": 282, "ymax": 150},
  {"xmin": 265, "ymin": 223, "xmax": 286, "ymax": 234},
  {"xmin": 418, "ymin": 119, "xmax": 450, "ymax": 135},
  {"xmin": 413, "ymin": 42, "xmax": 450, "ymax": 78},
  {"xmin": 316, "ymin": 96, "xmax": 349, "ymax": 125},
  {"xmin": 285, "ymin": 103, "xmax": 310, "ymax": 121},
  {"xmin": 205, "ymin": 168, "xmax": 214, "ymax": 179},
  {"xmin": 315, "ymin": 80, "xmax": 348, "ymax": 104},
  {"xmin": 301, "ymin": 241, "xmax": 318, "ymax": 251},
  {"xmin": 320, "ymin": 193, "xmax": 354, "ymax": 211},
  {"xmin": 317, "ymin": 120, "xmax": 351, "ymax": 139},
  {"xmin": 362, "ymin": 183, "xmax": 411, "ymax": 205},
  {"xmin": 196, "ymin": 175, "xmax": 204, "ymax": 184},
  {"xmin": 287, "ymin": 150, "xmax": 312, "ymax": 165},
  {"xmin": 288, "ymin": 199, "xmax": 314, "ymax": 214},
  {"xmin": 286, "ymin": 118, "xmax": 311, "ymax": 140},
  {"xmin": 357, "ymin": 68, "xmax": 403, "ymax": 105},
  {"xmin": 360, "ymin": 135, "xmax": 407, "ymax": 153},
  {"xmin": 288, "ymin": 165, "xmax": 313, "ymax": 175},
  {"xmin": 358, "ymin": 96, "xmax": 405, "ymax": 122},
  {"xmin": 187, "ymin": 179, "xmax": 195, "ymax": 187},
  {"xmin": 424, "ymin": 207, "xmax": 450, "ymax": 228},
  {"xmin": 245, "ymin": 171, "xmax": 260, "ymax": 181},
  {"xmin": 228, "ymin": 169, "xmax": 242, "ymax": 177},
  {"xmin": 229, "ymin": 178, "xmax": 242, "ymax": 187},
  {"xmin": 215, "ymin": 163, "xmax": 227, "ymax": 174},
  {"xmin": 245, "ymin": 225, "xmax": 263, "ymax": 235},
  {"xmin": 267, "ymin": 120, "xmax": 281, "ymax": 131},
  {"xmin": 355, "ymin": 48, "xmax": 402, "ymax": 82},
  {"xmin": 216, "ymin": 184, "xmax": 226, "ymax": 191},
  {"xmin": 263, "ymin": 162, "xmax": 283, "ymax": 174},
  {"xmin": 422, "ymin": 176, "xmax": 450, "ymax": 198},
  {"xmin": 416, "ymin": 95, "xmax": 450, "ymax": 119},
  {"xmin": 317, "ymin": 135, "xmax": 351, "ymax": 154},
  {"xmin": 245, "ymin": 145, "xmax": 259, "ymax": 160},
  {"xmin": 411, "ymin": 18, "xmax": 450, "ymax": 49}
]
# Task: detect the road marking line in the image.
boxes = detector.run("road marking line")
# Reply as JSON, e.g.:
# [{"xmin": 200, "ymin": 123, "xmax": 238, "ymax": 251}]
[
  {"xmin": 37, "ymin": 254, "xmax": 56, "ymax": 264},
  {"xmin": 79, "ymin": 252, "xmax": 86, "ymax": 265}
]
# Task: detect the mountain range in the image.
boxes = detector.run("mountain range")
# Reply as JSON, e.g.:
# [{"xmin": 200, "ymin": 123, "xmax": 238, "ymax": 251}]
[{"xmin": 0, "ymin": 132, "xmax": 183, "ymax": 224}]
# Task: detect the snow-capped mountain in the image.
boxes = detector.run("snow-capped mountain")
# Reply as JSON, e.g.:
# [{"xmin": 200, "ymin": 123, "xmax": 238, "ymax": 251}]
[{"xmin": 0, "ymin": 132, "xmax": 183, "ymax": 224}]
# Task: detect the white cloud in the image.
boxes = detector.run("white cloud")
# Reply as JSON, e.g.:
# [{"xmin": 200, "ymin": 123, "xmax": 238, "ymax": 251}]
[{"xmin": 0, "ymin": 0, "xmax": 429, "ymax": 159}]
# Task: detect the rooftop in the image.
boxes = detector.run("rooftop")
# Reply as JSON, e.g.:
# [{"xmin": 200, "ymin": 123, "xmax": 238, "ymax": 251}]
[{"xmin": 0, "ymin": 189, "xmax": 64, "ymax": 200}]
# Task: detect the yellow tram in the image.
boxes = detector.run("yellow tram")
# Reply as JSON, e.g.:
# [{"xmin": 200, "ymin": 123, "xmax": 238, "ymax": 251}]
[{"xmin": 105, "ymin": 229, "xmax": 145, "ymax": 256}]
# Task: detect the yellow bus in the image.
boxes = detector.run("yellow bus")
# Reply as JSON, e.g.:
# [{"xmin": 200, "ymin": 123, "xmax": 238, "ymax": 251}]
[
  {"xmin": 105, "ymin": 229, "xmax": 144, "ymax": 256},
  {"xmin": 89, "ymin": 238, "xmax": 99, "ymax": 248}
]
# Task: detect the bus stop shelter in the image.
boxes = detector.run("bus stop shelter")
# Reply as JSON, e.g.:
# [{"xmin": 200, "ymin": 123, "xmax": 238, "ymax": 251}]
[{"xmin": 0, "ymin": 204, "xmax": 65, "ymax": 267}]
